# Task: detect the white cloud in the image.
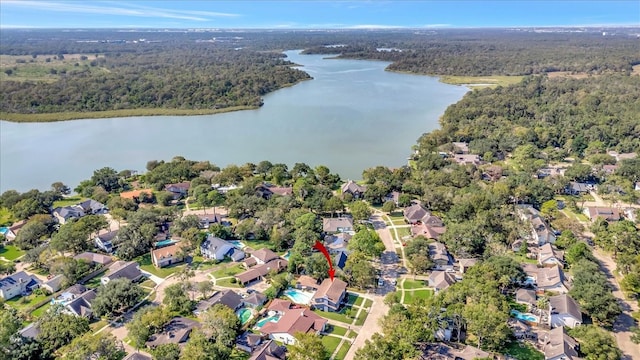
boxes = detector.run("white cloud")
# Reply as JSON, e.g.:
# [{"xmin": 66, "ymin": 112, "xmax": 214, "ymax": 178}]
[
  {"xmin": 347, "ymin": 24, "xmax": 406, "ymax": 29},
  {"xmin": 2, "ymin": 1, "xmax": 240, "ymax": 21}
]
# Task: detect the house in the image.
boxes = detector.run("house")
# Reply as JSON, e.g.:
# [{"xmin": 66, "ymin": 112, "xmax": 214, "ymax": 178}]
[
  {"xmin": 214, "ymin": 184, "xmax": 241, "ymax": 194},
  {"xmin": 565, "ymin": 182, "xmax": 590, "ymax": 195},
  {"xmin": 296, "ymin": 275, "xmax": 319, "ymax": 291},
  {"xmin": 77, "ymin": 199, "xmax": 107, "ymax": 214},
  {"xmin": 250, "ymin": 248, "xmax": 280, "ymax": 265},
  {"xmin": 195, "ymin": 289, "xmax": 243, "ymax": 314},
  {"xmin": 248, "ymin": 340, "xmax": 286, "ymax": 360},
  {"xmin": 518, "ymin": 205, "xmax": 556, "ymax": 246},
  {"xmin": 65, "ymin": 289, "xmax": 97, "ymax": 318},
  {"xmin": 119, "ymin": 189, "xmax": 153, "ymax": 201},
  {"xmin": 311, "ymin": 278, "xmax": 348, "ymax": 312},
  {"xmin": 537, "ymin": 167, "xmax": 566, "ymax": 179},
  {"xmin": 452, "ymin": 154, "xmax": 483, "ymax": 166},
  {"xmin": 584, "ymin": 207, "xmax": 621, "ymax": 222},
  {"xmin": 164, "ymin": 182, "xmax": 190, "ymax": 199},
  {"xmin": 237, "ymin": 331, "xmax": 264, "ymax": 353},
  {"xmin": 200, "ymin": 236, "xmax": 241, "ymax": 261},
  {"xmin": 0, "ymin": 271, "xmax": 42, "ymax": 300},
  {"xmin": 454, "ymin": 345, "xmax": 491, "ymax": 360},
  {"xmin": 146, "ymin": 317, "xmax": 201, "ymax": 348},
  {"xmin": 259, "ymin": 300, "xmax": 327, "ymax": 345},
  {"xmin": 42, "ymin": 274, "xmax": 64, "ymax": 293},
  {"xmin": 322, "ymin": 217, "xmax": 354, "ymax": 234},
  {"xmin": 543, "ymin": 327, "xmax": 582, "ymax": 360},
  {"xmin": 624, "ymin": 208, "xmax": 637, "ymax": 222},
  {"xmin": 428, "ymin": 242, "xmax": 452, "ymax": 270},
  {"xmin": 483, "ymin": 165, "xmax": 504, "ymax": 182},
  {"xmin": 123, "ymin": 354, "xmax": 152, "ymax": 360},
  {"xmin": 538, "ymin": 243, "xmax": 564, "ymax": 267},
  {"xmin": 243, "ymin": 292, "xmax": 267, "ymax": 308},
  {"xmin": 452, "ymin": 142, "xmax": 470, "ymax": 154},
  {"xmin": 195, "ymin": 213, "xmax": 224, "ymax": 229},
  {"xmin": 52, "ymin": 284, "xmax": 89, "ymax": 305},
  {"xmin": 524, "ymin": 265, "xmax": 570, "ymax": 294},
  {"xmin": 52, "ymin": 205, "xmax": 85, "ymax": 224},
  {"xmin": 515, "ymin": 288, "xmax": 537, "ymax": 310},
  {"xmin": 404, "ymin": 203, "xmax": 429, "ymax": 224},
  {"xmin": 429, "ymin": 271, "xmax": 456, "ymax": 292},
  {"xmin": 244, "ymin": 257, "xmax": 258, "ymax": 269},
  {"xmin": 324, "ymin": 233, "xmax": 351, "ymax": 254},
  {"xmin": 74, "ymin": 252, "xmax": 113, "ymax": 266},
  {"xmin": 384, "ymin": 191, "xmax": 401, "ymax": 205},
  {"xmin": 0, "ymin": 227, "xmax": 16, "ymax": 241},
  {"xmin": 549, "ymin": 294, "xmax": 582, "ymax": 328},
  {"xmin": 341, "ymin": 180, "xmax": 366, "ymax": 199},
  {"xmin": 635, "ymin": 182, "xmax": 640, "ymax": 191},
  {"xmin": 235, "ymin": 259, "xmax": 288, "ymax": 285},
  {"xmin": 412, "ymin": 220, "xmax": 447, "ymax": 241},
  {"xmin": 151, "ymin": 242, "xmax": 186, "ymax": 268},
  {"xmin": 6, "ymin": 220, "xmax": 27, "ymax": 241},
  {"xmin": 334, "ymin": 251, "xmax": 348, "ymax": 270},
  {"xmin": 255, "ymin": 184, "xmax": 293, "ymax": 199},
  {"xmin": 509, "ymin": 318, "xmax": 531, "ymax": 339},
  {"xmin": 94, "ymin": 229, "xmax": 119, "ymax": 253},
  {"xmin": 101, "ymin": 261, "xmax": 143, "ymax": 285},
  {"xmin": 457, "ymin": 258, "xmax": 478, "ymax": 274},
  {"xmin": 601, "ymin": 164, "xmax": 618, "ymax": 175}
]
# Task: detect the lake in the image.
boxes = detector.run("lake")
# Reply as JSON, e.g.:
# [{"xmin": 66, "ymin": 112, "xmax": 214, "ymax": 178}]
[{"xmin": 0, "ymin": 50, "xmax": 468, "ymax": 192}]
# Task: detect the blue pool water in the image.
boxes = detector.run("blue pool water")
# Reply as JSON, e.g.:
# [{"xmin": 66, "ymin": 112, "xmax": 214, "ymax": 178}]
[
  {"xmin": 155, "ymin": 239, "xmax": 176, "ymax": 247},
  {"xmin": 0, "ymin": 227, "xmax": 8, "ymax": 235},
  {"xmin": 282, "ymin": 250, "xmax": 291, "ymax": 260},
  {"xmin": 283, "ymin": 288, "xmax": 315, "ymax": 305},
  {"xmin": 511, "ymin": 310, "xmax": 539, "ymax": 323},
  {"xmin": 230, "ymin": 240, "xmax": 246, "ymax": 249},
  {"xmin": 256, "ymin": 314, "xmax": 281, "ymax": 328}
]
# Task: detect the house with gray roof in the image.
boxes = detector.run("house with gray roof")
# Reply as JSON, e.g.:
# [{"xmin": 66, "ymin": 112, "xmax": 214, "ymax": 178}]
[
  {"xmin": 515, "ymin": 288, "xmax": 537, "ymax": 310},
  {"xmin": 77, "ymin": 199, "xmax": 107, "ymax": 214},
  {"xmin": 52, "ymin": 205, "xmax": 85, "ymax": 224},
  {"xmin": 549, "ymin": 294, "xmax": 582, "ymax": 328},
  {"xmin": 539, "ymin": 243, "xmax": 564, "ymax": 267},
  {"xmin": 340, "ymin": 180, "xmax": 366, "ymax": 199},
  {"xmin": 243, "ymin": 292, "xmax": 267, "ymax": 308},
  {"xmin": 42, "ymin": 274, "xmax": 64, "ymax": 293},
  {"xmin": 322, "ymin": 217, "xmax": 354, "ymax": 234},
  {"xmin": 565, "ymin": 182, "xmax": 591, "ymax": 195},
  {"xmin": 0, "ymin": 271, "xmax": 42, "ymax": 300},
  {"xmin": 543, "ymin": 327, "xmax": 582, "ymax": 360},
  {"xmin": 195, "ymin": 289, "xmax": 243, "ymax": 314},
  {"xmin": 428, "ymin": 271, "xmax": 456, "ymax": 292},
  {"xmin": 101, "ymin": 261, "xmax": 142, "ymax": 285},
  {"xmin": 146, "ymin": 317, "xmax": 200, "ymax": 348},
  {"xmin": 94, "ymin": 229, "xmax": 119, "ymax": 253},
  {"xmin": 200, "ymin": 235, "xmax": 237, "ymax": 261},
  {"xmin": 428, "ymin": 242, "xmax": 452, "ymax": 270},
  {"xmin": 74, "ymin": 252, "xmax": 113, "ymax": 266},
  {"xmin": 65, "ymin": 289, "xmax": 97, "ymax": 318},
  {"xmin": 248, "ymin": 340, "xmax": 286, "ymax": 360}
]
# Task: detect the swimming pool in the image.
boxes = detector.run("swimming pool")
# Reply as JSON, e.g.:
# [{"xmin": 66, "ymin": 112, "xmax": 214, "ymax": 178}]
[
  {"xmin": 0, "ymin": 227, "xmax": 8, "ymax": 235},
  {"xmin": 283, "ymin": 288, "xmax": 315, "ymax": 305},
  {"xmin": 511, "ymin": 309, "xmax": 539, "ymax": 323},
  {"xmin": 230, "ymin": 240, "xmax": 246, "ymax": 249},
  {"xmin": 256, "ymin": 314, "xmax": 281, "ymax": 328},
  {"xmin": 282, "ymin": 250, "xmax": 291, "ymax": 260},
  {"xmin": 155, "ymin": 239, "xmax": 177, "ymax": 247},
  {"xmin": 237, "ymin": 308, "xmax": 253, "ymax": 325}
]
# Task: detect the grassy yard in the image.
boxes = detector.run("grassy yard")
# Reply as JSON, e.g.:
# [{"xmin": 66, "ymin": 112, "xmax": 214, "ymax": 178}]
[
  {"xmin": 439, "ymin": 75, "xmax": 524, "ymax": 88},
  {"xmin": 334, "ymin": 342, "xmax": 350, "ymax": 360},
  {"xmin": 84, "ymin": 270, "xmax": 107, "ymax": 289},
  {"xmin": 212, "ymin": 263, "xmax": 245, "ymax": 279},
  {"xmin": 216, "ymin": 278, "xmax": 243, "ymax": 288},
  {"xmin": 30, "ymin": 302, "xmax": 50, "ymax": 318},
  {"xmin": 504, "ymin": 341, "xmax": 544, "ymax": 360},
  {"xmin": 0, "ymin": 245, "xmax": 25, "ymax": 261},
  {"xmin": 191, "ymin": 255, "xmax": 218, "ymax": 270},
  {"xmin": 0, "ymin": 207, "xmax": 14, "ymax": 226},
  {"xmin": 346, "ymin": 293, "xmax": 363, "ymax": 307},
  {"xmin": 354, "ymin": 308, "xmax": 368, "ymax": 326},
  {"xmin": 401, "ymin": 279, "xmax": 426, "ymax": 290},
  {"xmin": 392, "ymin": 219, "xmax": 407, "ymax": 225},
  {"xmin": 52, "ymin": 196, "xmax": 87, "ymax": 208},
  {"xmin": 397, "ymin": 227, "xmax": 411, "ymax": 239},
  {"xmin": 326, "ymin": 324, "xmax": 348, "ymax": 337},
  {"xmin": 242, "ymin": 239, "xmax": 275, "ymax": 251},
  {"xmin": 140, "ymin": 279, "xmax": 157, "ymax": 288},
  {"xmin": 322, "ymin": 335, "xmax": 342, "ymax": 355},
  {"xmin": 314, "ymin": 308, "xmax": 355, "ymax": 325},
  {"xmin": 6, "ymin": 293, "xmax": 50, "ymax": 311},
  {"xmin": 89, "ymin": 319, "xmax": 109, "ymax": 332},
  {"xmin": 135, "ymin": 253, "xmax": 185, "ymax": 278},
  {"xmin": 362, "ymin": 299, "xmax": 373, "ymax": 309},
  {"xmin": 346, "ymin": 330, "xmax": 357, "ymax": 339},
  {"xmin": 511, "ymin": 253, "xmax": 538, "ymax": 265},
  {"xmin": 402, "ymin": 289, "xmax": 433, "ymax": 305}
]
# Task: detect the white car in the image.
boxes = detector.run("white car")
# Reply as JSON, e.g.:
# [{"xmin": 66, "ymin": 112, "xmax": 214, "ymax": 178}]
[{"xmin": 378, "ymin": 278, "xmax": 384, "ymax": 286}]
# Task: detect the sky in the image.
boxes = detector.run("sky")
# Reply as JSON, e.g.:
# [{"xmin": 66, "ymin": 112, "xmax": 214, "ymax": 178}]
[{"xmin": 1, "ymin": 1, "xmax": 638, "ymax": 29}]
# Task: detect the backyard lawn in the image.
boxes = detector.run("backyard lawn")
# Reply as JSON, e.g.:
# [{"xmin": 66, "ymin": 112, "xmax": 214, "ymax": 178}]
[
  {"xmin": 0, "ymin": 245, "xmax": 25, "ymax": 261},
  {"xmin": 362, "ymin": 299, "xmax": 373, "ymax": 309},
  {"xmin": 52, "ymin": 196, "xmax": 87, "ymax": 208},
  {"xmin": 135, "ymin": 253, "xmax": 185, "ymax": 278},
  {"xmin": 190, "ymin": 255, "xmax": 218, "ymax": 270},
  {"xmin": 313, "ymin": 308, "xmax": 355, "ymax": 325},
  {"xmin": 326, "ymin": 324, "xmax": 348, "ymax": 337},
  {"xmin": 30, "ymin": 302, "xmax": 50, "ymax": 318},
  {"xmin": 89, "ymin": 319, "xmax": 109, "ymax": 332},
  {"xmin": 6, "ymin": 293, "xmax": 50, "ymax": 312},
  {"xmin": 212, "ymin": 263, "xmax": 245, "ymax": 279},
  {"xmin": 322, "ymin": 335, "xmax": 341, "ymax": 355},
  {"xmin": 401, "ymin": 279, "xmax": 426, "ymax": 290},
  {"xmin": 504, "ymin": 342, "xmax": 544, "ymax": 360},
  {"xmin": 83, "ymin": 270, "xmax": 107, "ymax": 288},
  {"xmin": 242, "ymin": 239, "xmax": 275, "ymax": 251},
  {"xmin": 346, "ymin": 293, "xmax": 363, "ymax": 306},
  {"xmin": 216, "ymin": 278, "xmax": 243, "ymax": 288},
  {"xmin": 397, "ymin": 227, "xmax": 411, "ymax": 239},
  {"xmin": 354, "ymin": 308, "xmax": 368, "ymax": 326},
  {"xmin": 402, "ymin": 289, "xmax": 433, "ymax": 305}
]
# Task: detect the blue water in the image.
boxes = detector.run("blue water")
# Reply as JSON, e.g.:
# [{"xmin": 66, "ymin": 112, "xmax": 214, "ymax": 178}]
[
  {"xmin": 256, "ymin": 314, "xmax": 281, "ymax": 328},
  {"xmin": 282, "ymin": 250, "xmax": 291, "ymax": 260},
  {"xmin": 284, "ymin": 288, "xmax": 314, "ymax": 305},
  {"xmin": 0, "ymin": 227, "xmax": 8, "ymax": 235},
  {"xmin": 230, "ymin": 240, "xmax": 246, "ymax": 249},
  {"xmin": 237, "ymin": 308, "xmax": 253, "ymax": 325},
  {"xmin": 155, "ymin": 239, "xmax": 177, "ymax": 247},
  {"xmin": 511, "ymin": 309, "xmax": 538, "ymax": 323}
]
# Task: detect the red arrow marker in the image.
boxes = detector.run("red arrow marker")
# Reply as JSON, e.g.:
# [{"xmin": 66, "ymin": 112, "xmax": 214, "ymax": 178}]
[{"xmin": 313, "ymin": 240, "xmax": 335, "ymax": 281}]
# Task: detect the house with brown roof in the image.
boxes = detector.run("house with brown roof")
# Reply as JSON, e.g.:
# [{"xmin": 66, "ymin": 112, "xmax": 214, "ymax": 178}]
[
  {"xmin": 404, "ymin": 203, "xmax": 429, "ymax": 224},
  {"xmin": 195, "ymin": 289, "xmax": 243, "ymax": 314},
  {"xmin": 428, "ymin": 271, "xmax": 456, "ymax": 292},
  {"xmin": 151, "ymin": 242, "xmax": 186, "ymax": 268},
  {"xmin": 101, "ymin": 261, "xmax": 143, "ymax": 285},
  {"xmin": 522, "ymin": 264, "xmax": 570, "ymax": 294},
  {"xmin": 452, "ymin": 154, "xmax": 483, "ymax": 166},
  {"xmin": 311, "ymin": 278, "xmax": 348, "ymax": 312},
  {"xmin": 428, "ymin": 242, "xmax": 452, "ymax": 270},
  {"xmin": 549, "ymin": 294, "xmax": 582, "ymax": 328},
  {"xmin": 74, "ymin": 252, "xmax": 113, "ymax": 266},
  {"xmin": 146, "ymin": 317, "xmax": 200, "ymax": 348},
  {"xmin": 322, "ymin": 217, "xmax": 354, "ymax": 234},
  {"xmin": 538, "ymin": 243, "xmax": 564, "ymax": 268},
  {"xmin": 235, "ymin": 259, "xmax": 288, "ymax": 286},
  {"xmin": 454, "ymin": 345, "xmax": 491, "ymax": 360},
  {"xmin": 341, "ymin": 180, "xmax": 366, "ymax": 199},
  {"xmin": 248, "ymin": 340, "xmax": 286, "ymax": 360},
  {"xmin": 515, "ymin": 288, "xmax": 537, "ymax": 310},
  {"xmin": 255, "ymin": 184, "xmax": 293, "ymax": 199},
  {"xmin": 250, "ymin": 248, "xmax": 280, "ymax": 265},
  {"xmin": 584, "ymin": 207, "xmax": 621, "ymax": 222},
  {"xmin": 296, "ymin": 275, "xmax": 319, "ymax": 291},
  {"xmin": 164, "ymin": 182, "xmax": 190, "ymax": 199},
  {"xmin": 543, "ymin": 327, "xmax": 582, "ymax": 360},
  {"xmin": 259, "ymin": 300, "xmax": 327, "ymax": 345},
  {"xmin": 457, "ymin": 258, "xmax": 478, "ymax": 274}
]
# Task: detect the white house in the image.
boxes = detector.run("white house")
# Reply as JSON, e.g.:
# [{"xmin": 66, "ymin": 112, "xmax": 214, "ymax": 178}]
[
  {"xmin": 259, "ymin": 299, "xmax": 327, "ymax": 345},
  {"xmin": 549, "ymin": 294, "xmax": 582, "ymax": 328},
  {"xmin": 538, "ymin": 243, "xmax": 564, "ymax": 267},
  {"xmin": 200, "ymin": 236, "xmax": 235, "ymax": 260},
  {"xmin": 0, "ymin": 271, "xmax": 42, "ymax": 300}
]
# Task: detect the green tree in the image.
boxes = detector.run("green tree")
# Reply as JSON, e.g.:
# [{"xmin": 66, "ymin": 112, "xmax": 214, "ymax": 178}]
[
  {"xmin": 179, "ymin": 329, "xmax": 226, "ymax": 360},
  {"xmin": 196, "ymin": 281, "xmax": 213, "ymax": 300},
  {"xmin": 568, "ymin": 325, "xmax": 622, "ymax": 360},
  {"xmin": 200, "ymin": 304, "xmax": 240, "ymax": 348},
  {"xmin": 163, "ymin": 283, "xmax": 193, "ymax": 315},
  {"xmin": 323, "ymin": 196, "xmax": 344, "ymax": 217},
  {"xmin": 92, "ymin": 278, "xmax": 144, "ymax": 318},
  {"xmin": 91, "ymin": 167, "xmax": 122, "ymax": 193},
  {"xmin": 343, "ymin": 251, "xmax": 376, "ymax": 289},
  {"xmin": 381, "ymin": 200, "xmax": 396, "ymax": 214},
  {"xmin": 151, "ymin": 343, "xmax": 181, "ymax": 360},
  {"xmin": 288, "ymin": 332, "xmax": 329, "ymax": 360},
  {"xmin": 349, "ymin": 201, "xmax": 371, "ymax": 221},
  {"xmin": 564, "ymin": 242, "xmax": 594, "ymax": 266},
  {"xmin": 127, "ymin": 306, "xmax": 171, "ymax": 350},
  {"xmin": 569, "ymin": 260, "xmax": 621, "ymax": 327},
  {"xmin": 304, "ymin": 252, "xmax": 329, "ymax": 281},
  {"xmin": 64, "ymin": 331, "xmax": 125, "ymax": 360},
  {"xmin": 37, "ymin": 306, "xmax": 90, "ymax": 354},
  {"xmin": 0, "ymin": 307, "xmax": 22, "ymax": 350},
  {"xmin": 347, "ymin": 229, "xmax": 385, "ymax": 258}
]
